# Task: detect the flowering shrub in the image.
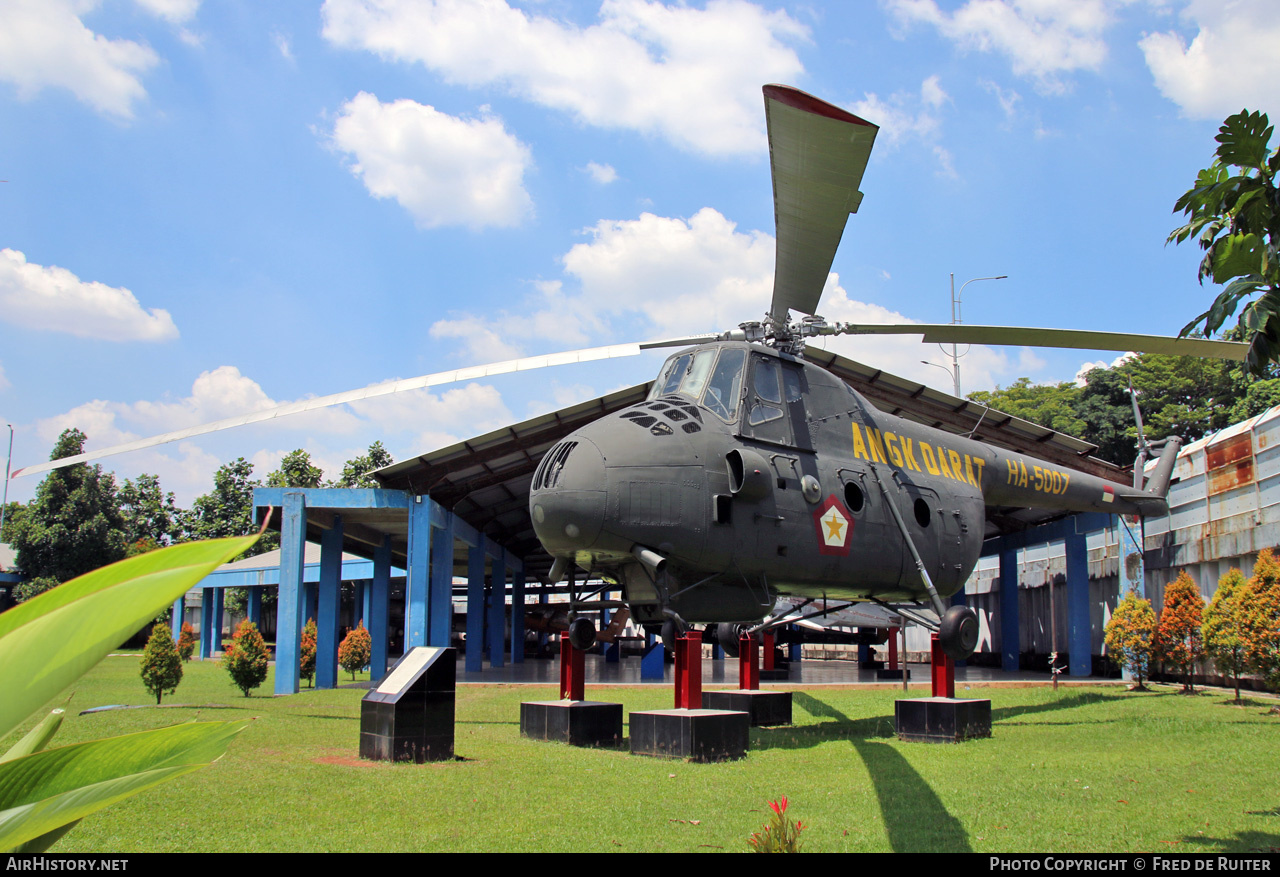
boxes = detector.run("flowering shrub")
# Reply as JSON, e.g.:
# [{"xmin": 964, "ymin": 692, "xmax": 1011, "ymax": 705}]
[
  {"xmin": 222, "ymin": 619, "xmax": 269, "ymax": 696},
  {"xmin": 1104, "ymin": 589, "xmax": 1156, "ymax": 689},
  {"xmin": 300, "ymin": 618, "xmax": 317, "ymax": 687},
  {"xmin": 176, "ymin": 622, "xmax": 197, "ymax": 662},
  {"xmin": 1202, "ymin": 568, "xmax": 1247, "ymax": 702},
  {"xmin": 1239, "ymin": 548, "xmax": 1280, "ymax": 691},
  {"xmin": 338, "ymin": 622, "xmax": 372, "ymax": 681},
  {"xmin": 1155, "ymin": 571, "xmax": 1205, "ymax": 692},
  {"xmin": 747, "ymin": 797, "xmax": 804, "ymax": 853}
]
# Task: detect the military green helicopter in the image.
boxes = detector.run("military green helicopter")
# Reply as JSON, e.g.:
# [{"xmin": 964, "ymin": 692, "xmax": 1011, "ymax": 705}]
[{"xmin": 15, "ymin": 85, "xmax": 1246, "ymax": 662}]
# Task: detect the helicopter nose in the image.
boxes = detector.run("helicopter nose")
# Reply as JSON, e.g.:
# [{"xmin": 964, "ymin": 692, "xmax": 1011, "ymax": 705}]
[{"xmin": 530, "ymin": 437, "xmax": 606, "ymax": 554}]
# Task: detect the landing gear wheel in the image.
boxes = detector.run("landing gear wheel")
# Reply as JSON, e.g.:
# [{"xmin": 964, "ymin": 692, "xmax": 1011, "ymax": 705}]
[
  {"xmin": 939, "ymin": 605, "xmax": 979, "ymax": 661},
  {"xmin": 714, "ymin": 623, "xmax": 748, "ymax": 658},
  {"xmin": 568, "ymin": 617, "xmax": 596, "ymax": 651}
]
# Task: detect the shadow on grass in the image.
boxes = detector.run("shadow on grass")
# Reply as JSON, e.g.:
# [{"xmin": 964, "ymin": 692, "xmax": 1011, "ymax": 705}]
[
  {"xmin": 1180, "ymin": 828, "xmax": 1280, "ymax": 854},
  {"xmin": 767, "ymin": 692, "xmax": 972, "ymax": 853},
  {"xmin": 989, "ymin": 689, "xmax": 1144, "ymax": 724}
]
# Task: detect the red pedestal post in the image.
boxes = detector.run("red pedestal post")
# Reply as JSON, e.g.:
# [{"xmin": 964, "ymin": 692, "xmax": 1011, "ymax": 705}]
[
  {"xmin": 559, "ymin": 637, "xmax": 584, "ymax": 701},
  {"xmin": 888, "ymin": 627, "xmax": 899, "ymax": 670},
  {"xmin": 738, "ymin": 634, "xmax": 759, "ymax": 691},
  {"xmin": 930, "ymin": 634, "xmax": 954, "ymax": 698},
  {"xmin": 762, "ymin": 631, "xmax": 775, "ymax": 671},
  {"xmin": 674, "ymin": 630, "xmax": 703, "ymax": 709}
]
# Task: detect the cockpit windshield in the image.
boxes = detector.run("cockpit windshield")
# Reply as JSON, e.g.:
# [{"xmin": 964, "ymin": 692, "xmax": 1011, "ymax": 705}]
[{"xmin": 648, "ymin": 346, "xmax": 747, "ymax": 422}]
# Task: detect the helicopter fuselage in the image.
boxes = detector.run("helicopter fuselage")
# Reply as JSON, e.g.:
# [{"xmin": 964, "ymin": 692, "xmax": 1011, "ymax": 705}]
[{"xmin": 529, "ymin": 340, "xmax": 1165, "ymax": 628}]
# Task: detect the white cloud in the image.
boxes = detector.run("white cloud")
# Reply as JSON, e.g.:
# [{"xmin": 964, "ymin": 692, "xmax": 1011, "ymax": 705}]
[
  {"xmin": 584, "ymin": 161, "xmax": 618, "ymax": 184},
  {"xmin": 885, "ymin": 0, "xmax": 1117, "ymax": 93},
  {"xmin": 330, "ymin": 92, "xmax": 534, "ymax": 229},
  {"xmin": 273, "ymin": 31, "xmax": 294, "ymax": 62},
  {"xmin": 134, "ymin": 0, "xmax": 200, "ymax": 24},
  {"xmin": 0, "ymin": 363, "xmax": 9, "ymax": 392},
  {"xmin": 0, "ymin": 0, "xmax": 158, "ymax": 118},
  {"xmin": 429, "ymin": 206, "xmax": 1025, "ymax": 393},
  {"xmin": 849, "ymin": 78, "xmax": 956, "ymax": 177},
  {"xmin": 1139, "ymin": 0, "xmax": 1280, "ymax": 120},
  {"xmin": 0, "ymin": 249, "xmax": 178, "ymax": 341},
  {"xmin": 1075, "ymin": 352, "xmax": 1134, "ymax": 385},
  {"xmin": 320, "ymin": 0, "xmax": 807, "ymax": 156}
]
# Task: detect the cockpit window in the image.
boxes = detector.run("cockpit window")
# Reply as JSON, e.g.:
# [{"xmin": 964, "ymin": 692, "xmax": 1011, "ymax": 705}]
[
  {"xmin": 703, "ymin": 348, "xmax": 746, "ymax": 421},
  {"xmin": 679, "ymin": 349, "xmax": 716, "ymax": 400},
  {"xmin": 653, "ymin": 353, "xmax": 692, "ymax": 398},
  {"xmin": 753, "ymin": 358, "xmax": 782, "ymax": 404}
]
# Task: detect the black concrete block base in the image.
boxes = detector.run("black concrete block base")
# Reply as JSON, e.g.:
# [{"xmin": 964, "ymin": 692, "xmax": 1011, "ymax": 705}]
[
  {"xmin": 894, "ymin": 697, "xmax": 992, "ymax": 743},
  {"xmin": 701, "ymin": 690, "xmax": 792, "ymax": 726},
  {"xmin": 520, "ymin": 700, "xmax": 623, "ymax": 747},
  {"xmin": 629, "ymin": 709, "xmax": 749, "ymax": 762},
  {"xmin": 860, "ymin": 659, "xmax": 885, "ymax": 670},
  {"xmin": 758, "ymin": 668, "xmax": 790, "ymax": 681},
  {"xmin": 876, "ymin": 668, "xmax": 911, "ymax": 680}
]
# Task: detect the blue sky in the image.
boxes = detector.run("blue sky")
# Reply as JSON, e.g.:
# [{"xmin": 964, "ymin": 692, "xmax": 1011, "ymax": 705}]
[{"xmin": 2, "ymin": 0, "xmax": 1278, "ymax": 506}]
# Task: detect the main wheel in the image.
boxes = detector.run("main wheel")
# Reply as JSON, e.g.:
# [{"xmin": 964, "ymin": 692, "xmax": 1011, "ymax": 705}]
[
  {"xmin": 568, "ymin": 617, "xmax": 596, "ymax": 651},
  {"xmin": 939, "ymin": 605, "xmax": 979, "ymax": 661},
  {"xmin": 660, "ymin": 617, "xmax": 687, "ymax": 651},
  {"xmin": 713, "ymin": 623, "xmax": 748, "ymax": 657}
]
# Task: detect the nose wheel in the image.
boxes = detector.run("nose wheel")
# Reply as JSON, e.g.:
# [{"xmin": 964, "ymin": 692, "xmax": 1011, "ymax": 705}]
[
  {"xmin": 568, "ymin": 617, "xmax": 596, "ymax": 651},
  {"xmin": 939, "ymin": 606, "xmax": 978, "ymax": 661}
]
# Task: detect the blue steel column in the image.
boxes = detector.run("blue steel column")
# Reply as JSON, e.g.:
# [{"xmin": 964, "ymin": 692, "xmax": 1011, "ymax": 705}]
[
  {"xmin": 274, "ymin": 490, "xmax": 308, "ymax": 695},
  {"xmin": 488, "ymin": 547, "xmax": 506, "ymax": 669},
  {"xmin": 428, "ymin": 514, "xmax": 453, "ymax": 647},
  {"xmin": 510, "ymin": 561, "xmax": 525, "ymax": 664},
  {"xmin": 212, "ymin": 590, "xmax": 224, "ymax": 653},
  {"xmin": 466, "ymin": 537, "xmax": 487, "ymax": 672},
  {"xmin": 1000, "ymin": 546, "xmax": 1020, "ymax": 672},
  {"xmin": 1065, "ymin": 529, "xmax": 1091, "ymax": 677},
  {"xmin": 316, "ymin": 517, "xmax": 344, "ymax": 690},
  {"xmin": 247, "ymin": 587, "xmax": 262, "ymax": 627},
  {"xmin": 200, "ymin": 588, "xmax": 215, "ymax": 659},
  {"xmin": 369, "ymin": 536, "xmax": 391, "ymax": 679},
  {"xmin": 171, "ymin": 597, "xmax": 183, "ymax": 640},
  {"xmin": 405, "ymin": 498, "xmax": 432, "ymax": 649},
  {"xmin": 354, "ymin": 581, "xmax": 366, "ymax": 627}
]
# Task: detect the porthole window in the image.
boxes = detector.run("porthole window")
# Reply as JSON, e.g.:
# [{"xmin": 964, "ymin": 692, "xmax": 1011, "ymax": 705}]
[
  {"xmin": 914, "ymin": 497, "xmax": 931, "ymax": 528},
  {"xmin": 844, "ymin": 482, "xmax": 864, "ymax": 513}
]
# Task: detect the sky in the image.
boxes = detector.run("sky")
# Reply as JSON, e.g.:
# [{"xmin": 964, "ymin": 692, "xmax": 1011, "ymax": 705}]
[{"xmin": 2, "ymin": 0, "xmax": 1278, "ymax": 508}]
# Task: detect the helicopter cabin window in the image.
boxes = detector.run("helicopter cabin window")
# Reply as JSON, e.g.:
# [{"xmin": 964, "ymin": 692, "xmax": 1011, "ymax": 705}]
[
  {"xmin": 677, "ymin": 349, "xmax": 717, "ymax": 400},
  {"xmin": 702, "ymin": 348, "xmax": 746, "ymax": 421},
  {"xmin": 748, "ymin": 357, "xmax": 784, "ymax": 426},
  {"xmin": 653, "ymin": 353, "xmax": 693, "ymax": 399}
]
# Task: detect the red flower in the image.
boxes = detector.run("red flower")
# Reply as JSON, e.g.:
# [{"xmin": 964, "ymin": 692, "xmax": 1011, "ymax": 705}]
[{"xmin": 769, "ymin": 797, "xmax": 788, "ymax": 817}]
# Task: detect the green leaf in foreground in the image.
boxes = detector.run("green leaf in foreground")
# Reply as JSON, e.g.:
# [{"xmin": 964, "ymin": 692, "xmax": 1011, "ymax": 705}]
[
  {"xmin": 0, "ymin": 721, "xmax": 247, "ymax": 852},
  {"xmin": 0, "ymin": 535, "xmax": 258, "ymax": 739}
]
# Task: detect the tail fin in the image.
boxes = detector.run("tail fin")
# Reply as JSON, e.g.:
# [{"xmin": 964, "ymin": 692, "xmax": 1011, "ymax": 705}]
[{"xmin": 1142, "ymin": 436, "xmax": 1182, "ymax": 498}]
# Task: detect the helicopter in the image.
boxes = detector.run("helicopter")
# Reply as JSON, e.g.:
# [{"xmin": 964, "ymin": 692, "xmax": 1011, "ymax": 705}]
[{"xmin": 12, "ymin": 85, "xmax": 1248, "ymax": 663}]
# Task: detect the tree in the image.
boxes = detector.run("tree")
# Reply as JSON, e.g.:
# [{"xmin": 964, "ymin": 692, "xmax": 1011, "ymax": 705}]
[
  {"xmin": 177, "ymin": 622, "xmax": 198, "ymax": 662},
  {"xmin": 1202, "ymin": 568, "xmax": 1248, "ymax": 703},
  {"xmin": 119, "ymin": 473, "xmax": 182, "ymax": 547},
  {"xmin": 10, "ymin": 429, "xmax": 127, "ymax": 584},
  {"xmin": 338, "ymin": 623, "xmax": 372, "ymax": 681},
  {"xmin": 300, "ymin": 618, "xmax": 317, "ymax": 687},
  {"xmin": 1154, "ymin": 570, "xmax": 1205, "ymax": 693},
  {"xmin": 184, "ymin": 458, "xmax": 258, "ymax": 541},
  {"xmin": 1104, "ymin": 589, "xmax": 1157, "ymax": 689},
  {"xmin": 336, "ymin": 441, "xmax": 394, "ymax": 488},
  {"xmin": 139, "ymin": 623, "xmax": 183, "ymax": 705},
  {"xmin": 1171, "ymin": 110, "xmax": 1280, "ymax": 376},
  {"xmin": 222, "ymin": 620, "xmax": 269, "ymax": 696},
  {"xmin": 1238, "ymin": 548, "xmax": 1280, "ymax": 692},
  {"xmin": 968, "ymin": 378, "xmax": 1086, "ymax": 438},
  {"xmin": 267, "ymin": 450, "xmax": 324, "ymax": 489}
]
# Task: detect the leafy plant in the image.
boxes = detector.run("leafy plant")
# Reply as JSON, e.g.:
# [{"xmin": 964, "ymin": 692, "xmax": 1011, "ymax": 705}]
[
  {"xmin": 1104, "ymin": 589, "xmax": 1157, "ymax": 689},
  {"xmin": 1202, "ymin": 568, "xmax": 1248, "ymax": 702},
  {"xmin": 1171, "ymin": 110, "xmax": 1280, "ymax": 375},
  {"xmin": 747, "ymin": 796, "xmax": 804, "ymax": 853},
  {"xmin": 177, "ymin": 622, "xmax": 198, "ymax": 662},
  {"xmin": 139, "ymin": 623, "xmax": 183, "ymax": 705},
  {"xmin": 1154, "ymin": 570, "xmax": 1205, "ymax": 693},
  {"xmin": 0, "ymin": 536, "xmax": 256, "ymax": 853},
  {"xmin": 1238, "ymin": 548, "xmax": 1280, "ymax": 692},
  {"xmin": 338, "ymin": 623, "xmax": 372, "ymax": 681},
  {"xmin": 300, "ymin": 619, "xmax": 317, "ymax": 687},
  {"xmin": 222, "ymin": 620, "xmax": 269, "ymax": 696}
]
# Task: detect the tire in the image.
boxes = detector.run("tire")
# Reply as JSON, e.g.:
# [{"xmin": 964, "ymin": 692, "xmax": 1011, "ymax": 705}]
[
  {"xmin": 568, "ymin": 617, "xmax": 596, "ymax": 651},
  {"xmin": 939, "ymin": 605, "xmax": 979, "ymax": 661}
]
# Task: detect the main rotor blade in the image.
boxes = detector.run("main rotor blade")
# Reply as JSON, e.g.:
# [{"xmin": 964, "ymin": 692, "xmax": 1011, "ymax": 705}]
[
  {"xmin": 831, "ymin": 323, "xmax": 1249, "ymax": 361},
  {"xmin": 12, "ymin": 341, "xmax": 657, "ymax": 480},
  {"xmin": 766, "ymin": 84, "xmax": 879, "ymax": 322}
]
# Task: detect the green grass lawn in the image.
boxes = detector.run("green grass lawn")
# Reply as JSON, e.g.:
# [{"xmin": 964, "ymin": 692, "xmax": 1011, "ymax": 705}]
[{"xmin": 9, "ymin": 655, "xmax": 1280, "ymax": 853}]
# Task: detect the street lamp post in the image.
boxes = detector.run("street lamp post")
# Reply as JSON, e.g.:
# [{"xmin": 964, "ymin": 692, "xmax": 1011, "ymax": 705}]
[
  {"xmin": 949, "ymin": 273, "xmax": 1008, "ymax": 397},
  {"xmin": 1, "ymin": 423, "xmax": 11, "ymax": 542}
]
